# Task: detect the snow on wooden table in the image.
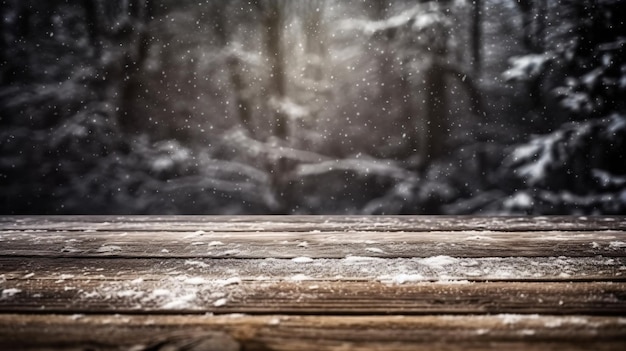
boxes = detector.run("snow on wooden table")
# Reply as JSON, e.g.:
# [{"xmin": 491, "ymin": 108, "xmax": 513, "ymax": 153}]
[{"xmin": 0, "ymin": 216, "xmax": 625, "ymax": 350}]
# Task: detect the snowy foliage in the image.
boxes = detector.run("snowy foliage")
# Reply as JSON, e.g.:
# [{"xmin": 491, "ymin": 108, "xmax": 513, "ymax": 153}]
[
  {"xmin": 502, "ymin": 54, "xmax": 552, "ymax": 82},
  {"xmin": 497, "ymin": 114, "xmax": 626, "ymax": 214},
  {"xmin": 1, "ymin": 0, "xmax": 624, "ymax": 215}
]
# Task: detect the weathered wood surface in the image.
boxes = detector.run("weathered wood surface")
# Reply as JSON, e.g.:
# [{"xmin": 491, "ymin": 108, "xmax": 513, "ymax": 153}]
[
  {"xmin": 1, "ymin": 314, "xmax": 626, "ymax": 351},
  {"xmin": 1, "ymin": 216, "xmax": 625, "ymax": 350},
  {"xmin": 2, "ymin": 229, "xmax": 626, "ymax": 258}
]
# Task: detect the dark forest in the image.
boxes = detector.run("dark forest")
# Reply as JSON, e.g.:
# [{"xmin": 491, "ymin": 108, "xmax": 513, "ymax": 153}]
[{"xmin": 1, "ymin": 0, "xmax": 625, "ymax": 214}]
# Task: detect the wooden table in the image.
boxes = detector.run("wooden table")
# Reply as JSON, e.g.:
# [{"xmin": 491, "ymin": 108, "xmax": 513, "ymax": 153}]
[{"xmin": 1, "ymin": 216, "xmax": 625, "ymax": 350}]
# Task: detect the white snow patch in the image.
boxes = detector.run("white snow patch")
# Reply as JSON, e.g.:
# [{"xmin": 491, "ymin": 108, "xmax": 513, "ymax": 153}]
[
  {"xmin": 504, "ymin": 191, "xmax": 533, "ymax": 209},
  {"xmin": 503, "ymin": 53, "xmax": 552, "ymax": 81},
  {"xmin": 292, "ymin": 256, "xmax": 314, "ymax": 263},
  {"xmin": 161, "ymin": 293, "xmax": 197, "ymax": 309},
  {"xmin": 23, "ymin": 273, "xmax": 35, "ymax": 279},
  {"xmin": 56, "ymin": 274, "xmax": 75, "ymax": 281},
  {"xmin": 82, "ymin": 291, "xmax": 100, "ymax": 299},
  {"xmin": 208, "ymin": 241, "xmax": 224, "ymax": 246},
  {"xmin": 419, "ymin": 255, "xmax": 459, "ymax": 268},
  {"xmin": 149, "ymin": 289, "xmax": 171, "ymax": 298},
  {"xmin": 297, "ymin": 241, "xmax": 309, "ymax": 247},
  {"xmin": 213, "ymin": 298, "xmax": 228, "ymax": 307},
  {"xmin": 268, "ymin": 317, "xmax": 281, "ymax": 325},
  {"xmin": 498, "ymin": 314, "xmax": 540, "ymax": 324},
  {"xmin": 1, "ymin": 288, "xmax": 22, "ymax": 297},
  {"xmin": 117, "ymin": 290, "xmax": 144, "ymax": 298},
  {"xmin": 609, "ymin": 241, "xmax": 626, "ymax": 249},
  {"xmin": 184, "ymin": 277, "xmax": 207, "ymax": 285},
  {"xmin": 544, "ymin": 319, "xmax": 563, "ymax": 328},
  {"xmin": 365, "ymin": 247, "xmax": 384, "ymax": 253}
]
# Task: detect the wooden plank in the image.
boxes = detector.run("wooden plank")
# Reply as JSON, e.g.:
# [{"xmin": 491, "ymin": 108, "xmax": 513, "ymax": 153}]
[
  {"xmin": 1, "ymin": 256, "xmax": 624, "ymax": 283},
  {"xmin": 1, "ymin": 257, "xmax": 625, "ymax": 314},
  {"xmin": 1, "ymin": 216, "xmax": 625, "ymax": 350},
  {"xmin": 1, "ymin": 215, "xmax": 625, "ymax": 232},
  {"xmin": 1, "ymin": 314, "xmax": 625, "ymax": 351},
  {"xmin": 2, "ymin": 230, "xmax": 626, "ymax": 258},
  {"xmin": 1, "ymin": 279, "xmax": 625, "ymax": 315}
]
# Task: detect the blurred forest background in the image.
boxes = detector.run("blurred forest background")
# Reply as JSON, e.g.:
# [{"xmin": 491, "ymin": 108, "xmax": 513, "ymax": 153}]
[{"xmin": 1, "ymin": 0, "xmax": 625, "ymax": 215}]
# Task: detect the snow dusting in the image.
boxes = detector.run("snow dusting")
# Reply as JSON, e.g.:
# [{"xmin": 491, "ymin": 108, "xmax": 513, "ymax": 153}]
[
  {"xmin": 609, "ymin": 241, "xmax": 626, "ymax": 249},
  {"xmin": 291, "ymin": 257, "xmax": 314, "ymax": 263},
  {"xmin": 213, "ymin": 298, "xmax": 228, "ymax": 307},
  {"xmin": 1, "ymin": 288, "xmax": 22, "ymax": 298},
  {"xmin": 418, "ymin": 255, "xmax": 459, "ymax": 268}
]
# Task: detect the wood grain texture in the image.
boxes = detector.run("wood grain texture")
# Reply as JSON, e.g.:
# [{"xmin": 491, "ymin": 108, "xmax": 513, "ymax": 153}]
[
  {"xmin": 2, "ymin": 277, "xmax": 625, "ymax": 315},
  {"xmin": 1, "ymin": 216, "xmax": 625, "ymax": 350},
  {"xmin": 1, "ymin": 255, "xmax": 625, "ymax": 315},
  {"xmin": 2, "ymin": 229, "xmax": 625, "ymax": 258},
  {"xmin": 1, "ymin": 256, "xmax": 624, "ymax": 283},
  {"xmin": 1, "ymin": 314, "xmax": 625, "ymax": 351}
]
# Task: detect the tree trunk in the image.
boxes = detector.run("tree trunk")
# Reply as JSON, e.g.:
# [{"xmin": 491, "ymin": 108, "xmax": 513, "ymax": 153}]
[
  {"xmin": 441, "ymin": 63, "xmax": 485, "ymax": 117},
  {"xmin": 261, "ymin": 0, "xmax": 288, "ymax": 140},
  {"xmin": 424, "ymin": 61, "xmax": 447, "ymax": 162},
  {"xmin": 302, "ymin": 0, "xmax": 326, "ymax": 82},
  {"xmin": 516, "ymin": 0, "xmax": 547, "ymax": 53},
  {"xmin": 371, "ymin": 0, "xmax": 394, "ymax": 113},
  {"xmin": 516, "ymin": 0, "xmax": 536, "ymax": 52},
  {"xmin": 117, "ymin": 0, "xmax": 153, "ymax": 135},
  {"xmin": 82, "ymin": 0, "xmax": 103, "ymax": 58},
  {"xmin": 227, "ymin": 57, "xmax": 254, "ymax": 135},
  {"xmin": 515, "ymin": 0, "xmax": 550, "ymax": 131},
  {"xmin": 212, "ymin": 3, "xmax": 255, "ymax": 136},
  {"xmin": 535, "ymin": 0, "xmax": 547, "ymax": 51},
  {"xmin": 398, "ymin": 62, "xmax": 419, "ymax": 162},
  {"xmin": 471, "ymin": 0, "xmax": 482, "ymax": 75},
  {"xmin": 421, "ymin": 0, "xmax": 453, "ymax": 165},
  {"xmin": 255, "ymin": 0, "xmax": 292, "ymax": 214}
]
